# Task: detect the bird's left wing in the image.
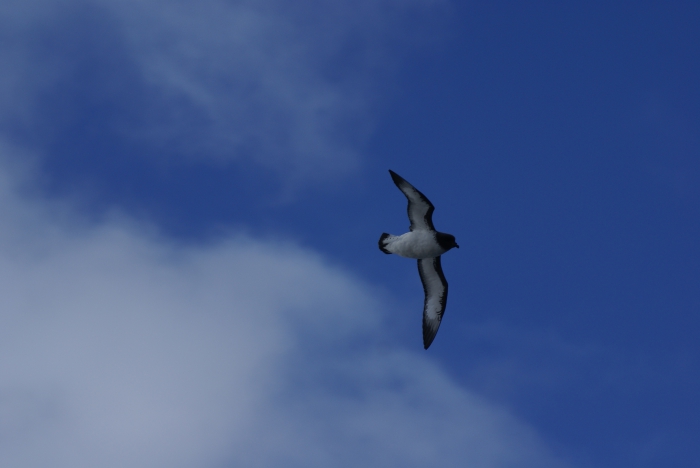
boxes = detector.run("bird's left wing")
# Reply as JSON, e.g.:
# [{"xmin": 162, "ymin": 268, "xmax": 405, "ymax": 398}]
[
  {"xmin": 389, "ymin": 170, "xmax": 435, "ymax": 231},
  {"xmin": 417, "ymin": 256, "xmax": 448, "ymax": 349}
]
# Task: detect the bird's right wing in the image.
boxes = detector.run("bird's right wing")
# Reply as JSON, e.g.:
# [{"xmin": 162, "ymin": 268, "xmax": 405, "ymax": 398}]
[
  {"xmin": 417, "ymin": 256, "xmax": 448, "ymax": 349},
  {"xmin": 389, "ymin": 170, "xmax": 435, "ymax": 231}
]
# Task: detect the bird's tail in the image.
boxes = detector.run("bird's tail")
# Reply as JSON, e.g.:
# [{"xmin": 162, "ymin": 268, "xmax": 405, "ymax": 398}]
[{"xmin": 378, "ymin": 233, "xmax": 393, "ymax": 254}]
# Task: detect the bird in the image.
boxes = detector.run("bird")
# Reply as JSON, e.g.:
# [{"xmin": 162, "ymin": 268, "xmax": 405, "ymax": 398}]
[{"xmin": 379, "ymin": 170, "xmax": 459, "ymax": 349}]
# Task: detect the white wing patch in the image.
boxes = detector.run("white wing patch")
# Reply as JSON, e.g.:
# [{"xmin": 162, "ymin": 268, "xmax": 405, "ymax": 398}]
[
  {"xmin": 390, "ymin": 170, "xmax": 435, "ymax": 231},
  {"xmin": 417, "ymin": 256, "xmax": 448, "ymax": 349}
]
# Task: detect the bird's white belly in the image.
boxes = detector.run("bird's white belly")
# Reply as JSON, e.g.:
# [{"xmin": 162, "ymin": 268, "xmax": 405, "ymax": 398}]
[{"xmin": 388, "ymin": 231, "xmax": 444, "ymax": 259}]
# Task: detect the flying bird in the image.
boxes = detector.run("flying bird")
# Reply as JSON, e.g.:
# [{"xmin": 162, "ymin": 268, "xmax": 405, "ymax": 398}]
[{"xmin": 379, "ymin": 170, "xmax": 459, "ymax": 349}]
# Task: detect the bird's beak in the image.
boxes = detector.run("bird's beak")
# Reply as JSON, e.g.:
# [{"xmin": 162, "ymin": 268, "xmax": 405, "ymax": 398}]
[{"xmin": 455, "ymin": 243, "xmax": 460, "ymax": 248}]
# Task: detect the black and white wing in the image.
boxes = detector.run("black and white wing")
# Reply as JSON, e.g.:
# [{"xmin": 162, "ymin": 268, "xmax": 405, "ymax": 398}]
[
  {"xmin": 417, "ymin": 256, "xmax": 448, "ymax": 349},
  {"xmin": 389, "ymin": 170, "xmax": 435, "ymax": 231}
]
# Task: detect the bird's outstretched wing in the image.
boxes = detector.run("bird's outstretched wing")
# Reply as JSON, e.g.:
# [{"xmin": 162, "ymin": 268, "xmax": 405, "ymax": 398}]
[
  {"xmin": 389, "ymin": 170, "xmax": 435, "ymax": 231},
  {"xmin": 417, "ymin": 256, "xmax": 448, "ymax": 349}
]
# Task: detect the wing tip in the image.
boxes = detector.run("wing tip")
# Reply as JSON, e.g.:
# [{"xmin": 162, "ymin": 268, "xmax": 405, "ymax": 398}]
[
  {"xmin": 422, "ymin": 324, "xmax": 438, "ymax": 349},
  {"xmin": 388, "ymin": 169, "xmax": 404, "ymax": 186}
]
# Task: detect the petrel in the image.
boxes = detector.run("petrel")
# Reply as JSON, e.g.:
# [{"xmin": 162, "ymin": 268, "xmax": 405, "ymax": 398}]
[{"xmin": 379, "ymin": 170, "xmax": 459, "ymax": 349}]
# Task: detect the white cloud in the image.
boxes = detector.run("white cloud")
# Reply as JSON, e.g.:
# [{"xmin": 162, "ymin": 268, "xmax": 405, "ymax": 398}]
[
  {"xmin": 0, "ymin": 150, "xmax": 573, "ymax": 467},
  {"xmin": 0, "ymin": 0, "xmax": 446, "ymax": 181}
]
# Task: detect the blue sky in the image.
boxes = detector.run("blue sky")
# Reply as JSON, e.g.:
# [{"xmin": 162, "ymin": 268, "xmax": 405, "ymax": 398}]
[{"xmin": 1, "ymin": 1, "xmax": 698, "ymax": 467}]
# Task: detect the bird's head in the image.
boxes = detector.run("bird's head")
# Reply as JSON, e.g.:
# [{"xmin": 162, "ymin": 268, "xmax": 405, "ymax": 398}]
[{"xmin": 436, "ymin": 232, "xmax": 459, "ymax": 251}]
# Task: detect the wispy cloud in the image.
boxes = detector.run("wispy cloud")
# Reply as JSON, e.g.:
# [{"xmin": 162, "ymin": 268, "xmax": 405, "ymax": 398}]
[
  {"xmin": 0, "ymin": 0, "xmax": 446, "ymax": 182},
  {"xmin": 0, "ymin": 150, "xmax": 572, "ymax": 467}
]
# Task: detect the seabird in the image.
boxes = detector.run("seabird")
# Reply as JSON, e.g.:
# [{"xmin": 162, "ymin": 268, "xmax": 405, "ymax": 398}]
[{"xmin": 379, "ymin": 170, "xmax": 459, "ymax": 349}]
